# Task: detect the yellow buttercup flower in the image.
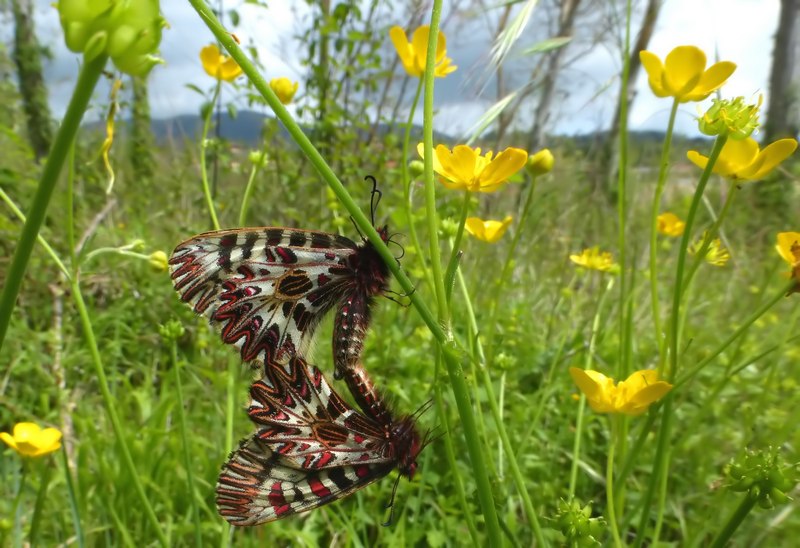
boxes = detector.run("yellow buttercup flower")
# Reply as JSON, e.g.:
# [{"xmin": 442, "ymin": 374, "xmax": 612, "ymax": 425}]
[
  {"xmin": 776, "ymin": 232, "xmax": 800, "ymax": 295},
  {"xmin": 569, "ymin": 368, "xmax": 673, "ymax": 416},
  {"xmin": 657, "ymin": 212, "xmax": 685, "ymax": 237},
  {"xmin": 200, "ymin": 44, "xmax": 242, "ymax": 82},
  {"xmin": 418, "ymin": 143, "xmax": 528, "ymax": 193},
  {"xmin": 270, "ymin": 77, "xmax": 299, "ymax": 105},
  {"xmin": 640, "ymin": 45, "xmax": 735, "ymax": 102},
  {"xmin": 1, "ymin": 422, "xmax": 62, "ymax": 458},
  {"xmin": 389, "ymin": 25, "xmax": 457, "ymax": 78},
  {"xmin": 687, "ymin": 137, "xmax": 798, "ymax": 182},
  {"xmin": 688, "ymin": 233, "xmax": 730, "ymax": 266},
  {"xmin": 569, "ymin": 247, "xmax": 618, "ymax": 273},
  {"xmin": 465, "ymin": 216, "xmax": 513, "ymax": 243}
]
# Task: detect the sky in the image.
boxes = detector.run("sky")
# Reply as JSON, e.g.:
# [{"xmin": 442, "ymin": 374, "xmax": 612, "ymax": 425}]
[{"xmin": 4, "ymin": 0, "xmax": 782, "ymax": 139}]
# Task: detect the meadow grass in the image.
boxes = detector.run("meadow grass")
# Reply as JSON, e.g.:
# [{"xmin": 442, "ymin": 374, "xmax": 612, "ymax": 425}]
[{"xmin": 2, "ymin": 5, "xmax": 800, "ymax": 548}]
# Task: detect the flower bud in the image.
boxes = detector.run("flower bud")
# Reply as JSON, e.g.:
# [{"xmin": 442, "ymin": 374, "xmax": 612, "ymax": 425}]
[
  {"xmin": 248, "ymin": 150, "xmax": 269, "ymax": 168},
  {"xmin": 527, "ymin": 148, "xmax": 554, "ymax": 176},
  {"xmin": 408, "ymin": 160, "xmax": 425, "ymax": 179},
  {"xmin": 148, "ymin": 250, "xmax": 168, "ymax": 272}
]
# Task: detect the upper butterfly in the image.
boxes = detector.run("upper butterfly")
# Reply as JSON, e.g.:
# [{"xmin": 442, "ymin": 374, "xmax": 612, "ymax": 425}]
[{"xmin": 169, "ymin": 219, "xmax": 391, "ymax": 377}]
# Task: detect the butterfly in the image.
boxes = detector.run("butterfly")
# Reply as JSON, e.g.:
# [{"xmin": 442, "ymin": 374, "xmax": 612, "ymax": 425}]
[
  {"xmin": 216, "ymin": 354, "xmax": 426, "ymax": 525},
  {"xmin": 168, "ymin": 178, "xmax": 393, "ymax": 379}
]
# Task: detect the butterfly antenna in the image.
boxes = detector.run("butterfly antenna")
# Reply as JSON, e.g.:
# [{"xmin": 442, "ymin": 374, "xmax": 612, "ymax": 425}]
[
  {"xmin": 365, "ymin": 175, "xmax": 382, "ymax": 226},
  {"xmin": 382, "ymin": 472, "xmax": 403, "ymax": 526},
  {"xmin": 387, "ymin": 233, "xmax": 406, "ymax": 260},
  {"xmin": 349, "ymin": 215, "xmax": 364, "ymax": 239}
]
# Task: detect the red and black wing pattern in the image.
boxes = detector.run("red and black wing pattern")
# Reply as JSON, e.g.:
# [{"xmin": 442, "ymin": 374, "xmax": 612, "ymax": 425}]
[
  {"xmin": 216, "ymin": 355, "xmax": 422, "ymax": 525},
  {"xmin": 169, "ymin": 227, "xmax": 392, "ymax": 375}
]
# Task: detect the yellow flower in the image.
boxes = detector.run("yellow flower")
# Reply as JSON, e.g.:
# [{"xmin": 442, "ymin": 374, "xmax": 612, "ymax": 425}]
[
  {"xmin": 269, "ymin": 77, "xmax": 299, "ymax": 105},
  {"xmin": 389, "ymin": 25, "xmax": 457, "ymax": 78},
  {"xmin": 418, "ymin": 143, "xmax": 528, "ymax": 193},
  {"xmin": 148, "ymin": 251, "xmax": 168, "ymax": 272},
  {"xmin": 527, "ymin": 148, "xmax": 555, "ymax": 176},
  {"xmin": 640, "ymin": 45, "xmax": 735, "ymax": 102},
  {"xmin": 657, "ymin": 212, "xmax": 685, "ymax": 237},
  {"xmin": 569, "ymin": 247, "xmax": 618, "ymax": 273},
  {"xmin": 1, "ymin": 422, "xmax": 62, "ymax": 458},
  {"xmin": 776, "ymin": 232, "xmax": 800, "ymax": 295},
  {"xmin": 465, "ymin": 216, "xmax": 513, "ymax": 243},
  {"xmin": 200, "ymin": 44, "xmax": 242, "ymax": 82},
  {"xmin": 569, "ymin": 368, "xmax": 673, "ymax": 416},
  {"xmin": 687, "ymin": 137, "xmax": 798, "ymax": 182},
  {"xmin": 688, "ymin": 233, "xmax": 730, "ymax": 266}
]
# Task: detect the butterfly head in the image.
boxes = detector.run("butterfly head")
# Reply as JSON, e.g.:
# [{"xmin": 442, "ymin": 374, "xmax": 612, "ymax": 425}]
[{"xmin": 391, "ymin": 417, "xmax": 424, "ymax": 480}]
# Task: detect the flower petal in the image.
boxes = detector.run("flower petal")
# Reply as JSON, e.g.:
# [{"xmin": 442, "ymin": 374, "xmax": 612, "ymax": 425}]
[
  {"xmin": 686, "ymin": 150, "xmax": 709, "ymax": 171},
  {"xmin": 0, "ymin": 431, "xmax": 18, "ymax": 451},
  {"xmin": 477, "ymin": 147, "xmax": 528, "ymax": 192},
  {"xmin": 446, "ymin": 145, "xmax": 480, "ymax": 189},
  {"xmin": 683, "ymin": 61, "xmax": 737, "ymax": 101},
  {"xmin": 715, "ymin": 137, "xmax": 760, "ymax": 177},
  {"xmin": 390, "ymin": 26, "xmax": 418, "ymax": 76},
  {"xmin": 776, "ymin": 232, "xmax": 800, "ymax": 265},
  {"xmin": 411, "ymin": 26, "xmax": 432, "ymax": 75},
  {"xmin": 639, "ymin": 50, "xmax": 669, "ymax": 97},
  {"xmin": 662, "ymin": 45, "xmax": 706, "ymax": 99},
  {"xmin": 746, "ymin": 138, "xmax": 798, "ymax": 180},
  {"xmin": 464, "ymin": 217, "xmax": 487, "ymax": 240}
]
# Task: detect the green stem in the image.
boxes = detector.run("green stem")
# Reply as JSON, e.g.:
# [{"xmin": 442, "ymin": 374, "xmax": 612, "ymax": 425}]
[
  {"xmin": 11, "ymin": 463, "xmax": 27, "ymax": 548},
  {"xmin": 709, "ymin": 495, "xmax": 758, "ymax": 548},
  {"xmin": 238, "ymin": 157, "xmax": 265, "ymax": 226},
  {"xmin": 443, "ymin": 190, "xmax": 470, "ymax": 302},
  {"xmin": 401, "ymin": 80, "xmax": 430, "ymax": 284},
  {"xmin": 0, "ymin": 54, "xmax": 106, "ymax": 353},
  {"xmin": 200, "ymin": 81, "xmax": 222, "ymax": 231},
  {"xmin": 170, "ymin": 339, "xmax": 202, "ymax": 547},
  {"xmin": 680, "ymin": 184, "xmax": 738, "ymax": 294},
  {"xmin": 61, "ymin": 445, "xmax": 85, "ymax": 548},
  {"xmin": 0, "ymin": 186, "xmax": 70, "ymax": 278},
  {"xmin": 569, "ymin": 276, "xmax": 615, "ymax": 497},
  {"xmin": 668, "ymin": 135, "xmax": 728, "ymax": 380},
  {"xmin": 485, "ymin": 175, "xmax": 538, "ymax": 362},
  {"xmin": 606, "ymin": 417, "xmax": 624, "ymax": 548},
  {"xmin": 632, "ymin": 395, "xmax": 672, "ymax": 548},
  {"xmin": 650, "ymin": 99, "xmax": 679, "ymax": 374},
  {"xmin": 70, "ymin": 279, "xmax": 168, "ymax": 546},
  {"xmin": 673, "ymin": 281, "xmax": 795, "ymax": 389},
  {"xmin": 29, "ymin": 460, "xmax": 53, "ymax": 546},
  {"xmin": 456, "ymin": 268, "xmax": 545, "ymax": 544},
  {"xmin": 432, "ymin": 363, "xmax": 480, "ymax": 546}
]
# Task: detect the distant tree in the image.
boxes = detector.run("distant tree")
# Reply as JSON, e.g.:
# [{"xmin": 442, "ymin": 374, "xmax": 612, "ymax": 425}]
[
  {"xmin": 528, "ymin": 0, "xmax": 583, "ymax": 152},
  {"xmin": 11, "ymin": 0, "xmax": 53, "ymax": 159},
  {"xmin": 597, "ymin": 0, "xmax": 661, "ymax": 187},
  {"xmin": 130, "ymin": 75, "xmax": 155, "ymax": 182},
  {"xmin": 764, "ymin": 0, "xmax": 800, "ymax": 142}
]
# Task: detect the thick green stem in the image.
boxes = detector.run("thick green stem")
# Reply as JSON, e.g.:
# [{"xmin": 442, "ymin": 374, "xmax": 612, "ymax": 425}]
[
  {"xmin": 709, "ymin": 495, "xmax": 758, "ymax": 548},
  {"xmin": 606, "ymin": 417, "xmax": 624, "ymax": 548},
  {"xmin": 668, "ymin": 135, "xmax": 728, "ymax": 380},
  {"xmin": 650, "ymin": 99, "xmax": 679, "ymax": 373},
  {"xmin": 70, "ymin": 280, "xmax": 168, "ymax": 546},
  {"xmin": 0, "ymin": 54, "xmax": 106, "ymax": 353}
]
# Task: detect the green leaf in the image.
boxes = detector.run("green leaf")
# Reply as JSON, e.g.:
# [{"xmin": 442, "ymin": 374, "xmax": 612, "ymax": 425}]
[{"xmin": 521, "ymin": 36, "xmax": 573, "ymax": 56}]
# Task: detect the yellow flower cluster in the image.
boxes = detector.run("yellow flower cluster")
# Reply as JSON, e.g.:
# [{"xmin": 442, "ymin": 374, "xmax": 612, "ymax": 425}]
[
  {"xmin": 570, "ymin": 247, "xmax": 618, "ymax": 273},
  {"xmin": 657, "ymin": 212, "xmax": 685, "ymax": 237}
]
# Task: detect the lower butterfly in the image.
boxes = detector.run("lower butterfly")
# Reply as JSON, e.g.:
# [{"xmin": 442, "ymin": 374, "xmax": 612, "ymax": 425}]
[{"xmin": 216, "ymin": 354, "xmax": 427, "ymax": 525}]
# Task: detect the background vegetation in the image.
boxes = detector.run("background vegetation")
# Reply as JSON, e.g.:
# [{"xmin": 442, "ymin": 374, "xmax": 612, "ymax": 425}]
[{"xmin": 1, "ymin": 0, "xmax": 799, "ymax": 546}]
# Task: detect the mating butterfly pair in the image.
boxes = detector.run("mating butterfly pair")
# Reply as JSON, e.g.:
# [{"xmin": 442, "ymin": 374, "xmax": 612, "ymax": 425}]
[{"xmin": 169, "ymin": 204, "xmax": 425, "ymax": 525}]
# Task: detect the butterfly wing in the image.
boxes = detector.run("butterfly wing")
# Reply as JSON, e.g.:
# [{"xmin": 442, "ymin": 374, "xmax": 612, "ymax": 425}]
[
  {"xmin": 216, "ymin": 436, "xmax": 393, "ymax": 526},
  {"xmin": 248, "ymin": 356, "xmax": 392, "ymax": 469},
  {"xmin": 169, "ymin": 228, "xmax": 358, "ymax": 364}
]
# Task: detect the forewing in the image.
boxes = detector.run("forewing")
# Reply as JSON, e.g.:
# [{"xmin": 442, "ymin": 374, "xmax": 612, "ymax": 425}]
[
  {"xmin": 169, "ymin": 228, "xmax": 358, "ymax": 363},
  {"xmin": 216, "ymin": 436, "xmax": 393, "ymax": 526},
  {"xmin": 249, "ymin": 356, "xmax": 390, "ymax": 469}
]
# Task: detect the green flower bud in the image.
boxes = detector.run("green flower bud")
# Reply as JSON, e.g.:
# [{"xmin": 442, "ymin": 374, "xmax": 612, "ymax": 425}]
[
  {"xmin": 158, "ymin": 320, "xmax": 185, "ymax": 341},
  {"xmin": 409, "ymin": 160, "xmax": 425, "ymax": 179},
  {"xmin": 698, "ymin": 96, "xmax": 761, "ymax": 140},
  {"xmin": 248, "ymin": 150, "xmax": 269, "ymax": 168},
  {"xmin": 527, "ymin": 148, "xmax": 554, "ymax": 176}
]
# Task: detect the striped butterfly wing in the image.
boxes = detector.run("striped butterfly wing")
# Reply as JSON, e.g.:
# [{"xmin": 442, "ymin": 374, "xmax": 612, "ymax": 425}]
[
  {"xmin": 216, "ymin": 355, "xmax": 422, "ymax": 525},
  {"xmin": 169, "ymin": 228, "xmax": 359, "ymax": 364}
]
